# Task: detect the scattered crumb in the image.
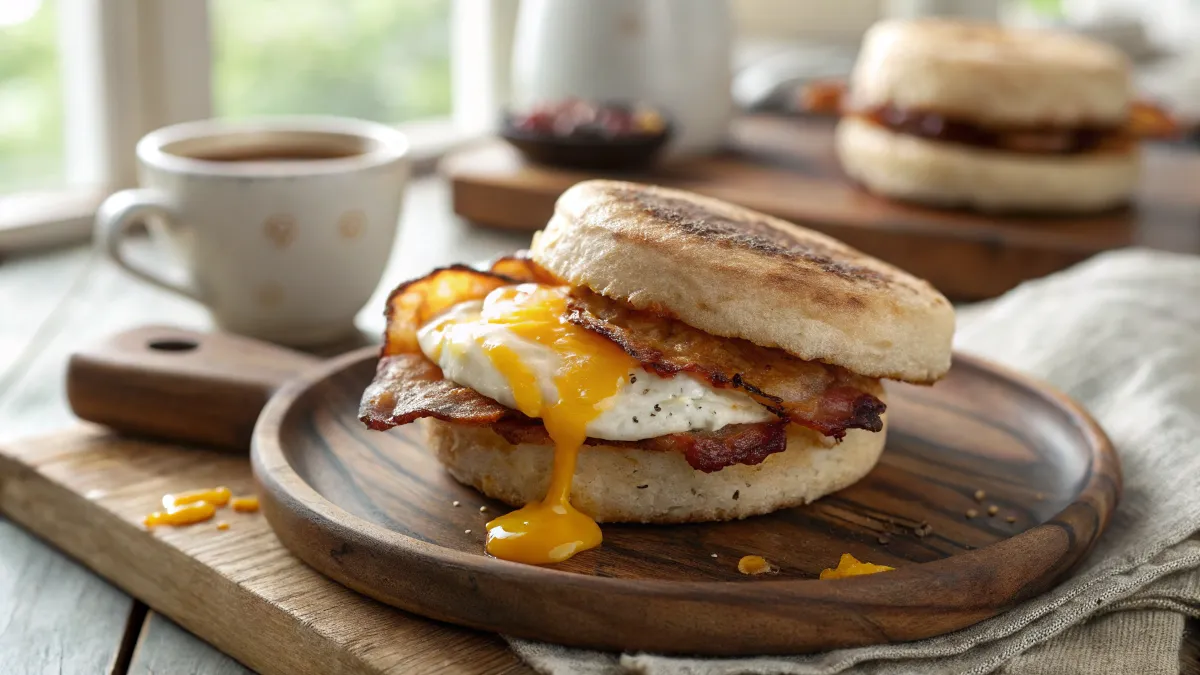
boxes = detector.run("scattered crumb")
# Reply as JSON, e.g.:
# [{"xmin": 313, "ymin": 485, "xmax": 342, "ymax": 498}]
[
  {"xmin": 877, "ymin": 535, "xmax": 890, "ymax": 545},
  {"xmin": 710, "ymin": 553, "xmax": 718, "ymax": 558},
  {"xmin": 820, "ymin": 553, "xmax": 894, "ymax": 580},
  {"xmin": 1006, "ymin": 515, "xmax": 1017, "ymax": 523},
  {"xmin": 1035, "ymin": 492, "xmax": 1045, "ymax": 501},
  {"xmin": 913, "ymin": 522, "xmax": 933, "ymax": 538},
  {"xmin": 965, "ymin": 508, "xmax": 979, "ymax": 519},
  {"xmin": 974, "ymin": 490, "xmax": 986, "ymax": 502},
  {"xmin": 732, "ymin": 490, "xmax": 740, "ymax": 501},
  {"xmin": 452, "ymin": 501, "xmax": 460, "ymax": 507},
  {"xmin": 738, "ymin": 555, "xmax": 776, "ymax": 575},
  {"xmin": 216, "ymin": 522, "xmax": 230, "ymax": 531},
  {"xmin": 464, "ymin": 529, "xmax": 472, "ymax": 534},
  {"xmin": 987, "ymin": 505, "xmax": 999, "ymax": 516},
  {"xmin": 479, "ymin": 506, "xmax": 489, "ymax": 513}
]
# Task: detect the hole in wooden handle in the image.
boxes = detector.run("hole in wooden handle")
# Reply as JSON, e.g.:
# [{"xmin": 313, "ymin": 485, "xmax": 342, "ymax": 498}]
[{"xmin": 147, "ymin": 339, "xmax": 199, "ymax": 352}]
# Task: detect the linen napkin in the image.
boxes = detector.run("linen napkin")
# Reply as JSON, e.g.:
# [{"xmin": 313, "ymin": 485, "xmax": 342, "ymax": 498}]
[{"xmin": 506, "ymin": 248, "xmax": 1200, "ymax": 675}]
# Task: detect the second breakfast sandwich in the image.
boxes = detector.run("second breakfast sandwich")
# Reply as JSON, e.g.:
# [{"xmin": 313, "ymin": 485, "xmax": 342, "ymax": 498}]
[
  {"xmin": 837, "ymin": 19, "xmax": 1141, "ymax": 213},
  {"xmin": 360, "ymin": 180, "xmax": 954, "ymax": 564}
]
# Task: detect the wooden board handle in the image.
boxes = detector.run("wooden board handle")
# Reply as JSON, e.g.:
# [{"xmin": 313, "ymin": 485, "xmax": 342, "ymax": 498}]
[{"xmin": 67, "ymin": 326, "xmax": 322, "ymax": 450}]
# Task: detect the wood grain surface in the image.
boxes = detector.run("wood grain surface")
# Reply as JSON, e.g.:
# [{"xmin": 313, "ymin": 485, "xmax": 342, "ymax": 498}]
[
  {"xmin": 0, "ymin": 427, "xmax": 532, "ymax": 675},
  {"xmin": 127, "ymin": 612, "xmax": 253, "ymax": 675},
  {"xmin": 443, "ymin": 116, "xmax": 1200, "ymax": 300},
  {"xmin": 246, "ymin": 348, "xmax": 1119, "ymax": 655}
]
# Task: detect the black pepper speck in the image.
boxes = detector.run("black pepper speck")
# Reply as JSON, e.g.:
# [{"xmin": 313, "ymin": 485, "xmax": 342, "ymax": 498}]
[
  {"xmin": 630, "ymin": 375, "xmax": 637, "ymax": 383},
  {"xmin": 632, "ymin": 416, "xmax": 639, "ymax": 423},
  {"xmin": 653, "ymin": 404, "xmax": 661, "ymax": 412}
]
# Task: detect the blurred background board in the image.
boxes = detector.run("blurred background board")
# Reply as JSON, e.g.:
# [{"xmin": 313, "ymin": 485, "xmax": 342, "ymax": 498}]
[{"xmin": 444, "ymin": 116, "xmax": 1200, "ymax": 300}]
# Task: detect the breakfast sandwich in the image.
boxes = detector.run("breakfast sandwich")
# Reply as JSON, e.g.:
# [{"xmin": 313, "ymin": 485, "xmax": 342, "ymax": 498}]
[
  {"xmin": 359, "ymin": 180, "xmax": 955, "ymax": 564},
  {"xmin": 828, "ymin": 19, "xmax": 1175, "ymax": 213}
]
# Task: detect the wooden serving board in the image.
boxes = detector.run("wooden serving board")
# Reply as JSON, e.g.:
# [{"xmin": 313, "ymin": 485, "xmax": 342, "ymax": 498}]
[
  {"xmin": 0, "ymin": 426, "xmax": 531, "ymax": 675},
  {"xmin": 443, "ymin": 115, "xmax": 1200, "ymax": 300},
  {"xmin": 45, "ymin": 326, "xmax": 1120, "ymax": 658}
]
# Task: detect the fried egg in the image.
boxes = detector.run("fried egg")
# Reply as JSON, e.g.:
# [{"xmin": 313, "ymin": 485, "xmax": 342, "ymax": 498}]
[
  {"xmin": 416, "ymin": 283, "xmax": 773, "ymax": 564},
  {"xmin": 418, "ymin": 290, "xmax": 773, "ymax": 442}
]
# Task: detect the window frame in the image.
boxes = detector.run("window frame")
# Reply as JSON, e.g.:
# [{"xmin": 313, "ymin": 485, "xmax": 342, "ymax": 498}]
[{"xmin": 2, "ymin": 0, "xmax": 485, "ymax": 253}]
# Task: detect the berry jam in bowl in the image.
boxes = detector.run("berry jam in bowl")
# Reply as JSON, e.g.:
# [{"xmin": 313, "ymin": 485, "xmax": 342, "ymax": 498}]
[{"xmin": 501, "ymin": 99, "xmax": 672, "ymax": 171}]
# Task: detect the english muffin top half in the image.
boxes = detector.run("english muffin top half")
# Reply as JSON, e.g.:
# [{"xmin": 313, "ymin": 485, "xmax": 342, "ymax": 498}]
[
  {"xmin": 849, "ymin": 18, "xmax": 1132, "ymax": 127},
  {"xmin": 532, "ymin": 180, "xmax": 956, "ymax": 384}
]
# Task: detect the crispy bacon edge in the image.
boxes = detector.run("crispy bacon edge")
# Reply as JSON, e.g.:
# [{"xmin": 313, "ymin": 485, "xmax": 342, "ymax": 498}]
[
  {"xmin": 380, "ymin": 252, "xmax": 555, "ymax": 356},
  {"xmin": 361, "ymin": 255, "xmax": 876, "ymax": 472},
  {"xmin": 564, "ymin": 291, "xmax": 885, "ymax": 439}
]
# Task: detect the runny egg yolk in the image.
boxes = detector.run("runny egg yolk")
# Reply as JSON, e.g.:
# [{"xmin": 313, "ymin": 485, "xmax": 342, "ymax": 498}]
[{"xmin": 478, "ymin": 284, "xmax": 638, "ymax": 564}]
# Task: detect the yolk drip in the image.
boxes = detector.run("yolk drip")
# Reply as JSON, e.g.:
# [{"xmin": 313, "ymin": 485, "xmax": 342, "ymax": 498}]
[
  {"xmin": 819, "ymin": 553, "xmax": 895, "ymax": 580},
  {"xmin": 478, "ymin": 285, "xmax": 638, "ymax": 564},
  {"xmin": 162, "ymin": 486, "xmax": 231, "ymax": 509},
  {"xmin": 144, "ymin": 501, "xmax": 217, "ymax": 528},
  {"xmin": 230, "ymin": 496, "xmax": 260, "ymax": 513},
  {"xmin": 737, "ymin": 555, "xmax": 776, "ymax": 575}
]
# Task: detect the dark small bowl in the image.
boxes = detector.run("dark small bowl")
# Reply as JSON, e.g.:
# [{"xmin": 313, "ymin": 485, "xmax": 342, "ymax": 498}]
[{"xmin": 500, "ymin": 113, "xmax": 673, "ymax": 172}]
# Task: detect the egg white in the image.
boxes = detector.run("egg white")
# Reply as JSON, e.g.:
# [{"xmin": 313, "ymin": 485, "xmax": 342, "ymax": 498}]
[{"xmin": 417, "ymin": 296, "xmax": 774, "ymax": 441}]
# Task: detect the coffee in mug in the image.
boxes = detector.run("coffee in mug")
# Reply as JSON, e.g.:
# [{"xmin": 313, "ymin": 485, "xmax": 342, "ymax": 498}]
[{"xmin": 95, "ymin": 117, "xmax": 410, "ymax": 346}]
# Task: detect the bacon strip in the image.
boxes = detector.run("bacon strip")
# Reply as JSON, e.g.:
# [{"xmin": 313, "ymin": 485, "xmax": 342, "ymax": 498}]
[
  {"xmin": 797, "ymin": 77, "xmax": 1179, "ymax": 144},
  {"xmin": 358, "ymin": 355, "xmax": 791, "ymax": 473},
  {"xmin": 381, "ymin": 254, "xmax": 562, "ymax": 355},
  {"xmin": 798, "ymin": 79, "xmax": 847, "ymax": 116},
  {"xmin": 565, "ymin": 289, "xmax": 885, "ymax": 438},
  {"xmin": 360, "ymin": 354, "xmax": 511, "ymax": 430},
  {"xmin": 491, "ymin": 419, "xmax": 790, "ymax": 473},
  {"xmin": 382, "ymin": 266, "xmax": 514, "ymax": 355},
  {"xmin": 362, "ymin": 257, "xmax": 882, "ymax": 472},
  {"xmin": 487, "ymin": 252, "xmax": 564, "ymax": 285}
]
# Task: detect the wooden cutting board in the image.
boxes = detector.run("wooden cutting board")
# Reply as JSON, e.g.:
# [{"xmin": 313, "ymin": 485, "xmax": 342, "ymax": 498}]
[
  {"xmin": 443, "ymin": 115, "xmax": 1200, "ymax": 300},
  {"xmin": 42, "ymin": 326, "xmax": 1119, "ymax": 658},
  {"xmin": 0, "ymin": 426, "xmax": 530, "ymax": 675}
]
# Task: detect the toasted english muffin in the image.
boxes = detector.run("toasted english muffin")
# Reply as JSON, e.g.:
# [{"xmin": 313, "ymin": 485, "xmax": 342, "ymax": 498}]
[
  {"xmin": 837, "ymin": 116, "xmax": 1139, "ymax": 213},
  {"xmin": 850, "ymin": 18, "xmax": 1131, "ymax": 127},
  {"xmin": 423, "ymin": 411, "xmax": 886, "ymax": 523},
  {"xmin": 838, "ymin": 19, "xmax": 1138, "ymax": 213},
  {"xmin": 531, "ymin": 180, "xmax": 955, "ymax": 383}
]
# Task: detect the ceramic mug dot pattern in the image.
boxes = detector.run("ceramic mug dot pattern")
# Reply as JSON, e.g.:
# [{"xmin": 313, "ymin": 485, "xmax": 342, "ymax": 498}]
[
  {"xmin": 256, "ymin": 282, "xmax": 286, "ymax": 308},
  {"xmin": 263, "ymin": 214, "xmax": 298, "ymax": 249},
  {"xmin": 337, "ymin": 209, "xmax": 367, "ymax": 240}
]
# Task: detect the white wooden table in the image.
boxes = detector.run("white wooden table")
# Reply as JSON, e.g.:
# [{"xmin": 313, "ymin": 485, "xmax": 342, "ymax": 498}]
[{"xmin": 0, "ymin": 176, "xmax": 1195, "ymax": 673}]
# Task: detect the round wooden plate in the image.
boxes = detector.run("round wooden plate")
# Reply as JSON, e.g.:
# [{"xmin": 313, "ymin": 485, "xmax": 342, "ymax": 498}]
[
  {"xmin": 249, "ymin": 347, "xmax": 1119, "ymax": 656},
  {"xmin": 65, "ymin": 327, "xmax": 1119, "ymax": 656}
]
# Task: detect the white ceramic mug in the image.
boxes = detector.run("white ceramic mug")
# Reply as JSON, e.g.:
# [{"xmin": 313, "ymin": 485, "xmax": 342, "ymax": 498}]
[{"xmin": 95, "ymin": 117, "xmax": 409, "ymax": 346}]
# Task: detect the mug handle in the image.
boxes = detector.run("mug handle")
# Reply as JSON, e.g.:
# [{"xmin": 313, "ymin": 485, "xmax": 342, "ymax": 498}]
[{"xmin": 94, "ymin": 188, "xmax": 203, "ymax": 302}]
